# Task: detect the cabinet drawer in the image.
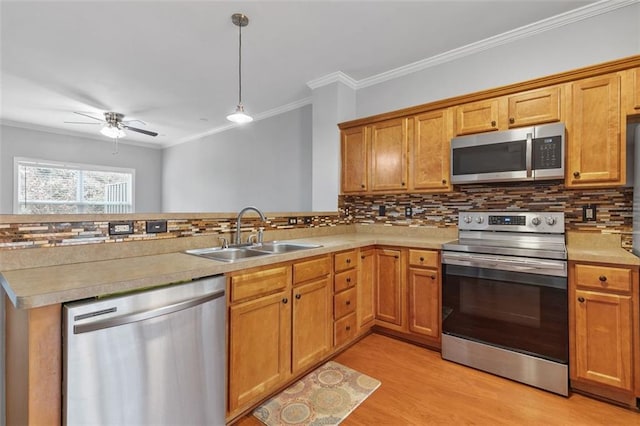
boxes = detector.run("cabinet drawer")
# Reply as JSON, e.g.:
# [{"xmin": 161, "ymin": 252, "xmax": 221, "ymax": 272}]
[
  {"xmin": 293, "ymin": 255, "xmax": 331, "ymax": 285},
  {"xmin": 334, "ymin": 312, "xmax": 357, "ymax": 347},
  {"xmin": 334, "ymin": 269, "xmax": 357, "ymax": 292},
  {"xmin": 408, "ymin": 249, "xmax": 439, "ymax": 268},
  {"xmin": 334, "ymin": 250, "xmax": 357, "ymax": 273},
  {"xmin": 230, "ymin": 265, "xmax": 291, "ymax": 302},
  {"xmin": 334, "ymin": 287, "xmax": 356, "ymax": 319},
  {"xmin": 574, "ymin": 264, "xmax": 632, "ymax": 293}
]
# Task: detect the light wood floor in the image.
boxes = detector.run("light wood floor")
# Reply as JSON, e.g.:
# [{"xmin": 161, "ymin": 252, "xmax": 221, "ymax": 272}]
[{"xmin": 237, "ymin": 333, "xmax": 639, "ymax": 425}]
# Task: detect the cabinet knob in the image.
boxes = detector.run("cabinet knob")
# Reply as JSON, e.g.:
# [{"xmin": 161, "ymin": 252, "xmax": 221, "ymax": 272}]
[
  {"xmin": 394, "ymin": 255, "xmax": 399, "ymax": 259},
  {"xmin": 402, "ymin": 181, "xmax": 406, "ymax": 186},
  {"xmin": 346, "ymin": 277, "xmax": 351, "ymax": 283},
  {"xmin": 491, "ymin": 120, "xmax": 496, "ymax": 127},
  {"xmin": 573, "ymin": 171, "xmax": 580, "ymax": 178},
  {"xmin": 361, "ymin": 184, "xmax": 365, "ymax": 188},
  {"xmin": 430, "ymin": 275, "xmax": 436, "ymax": 279},
  {"xmin": 509, "ymin": 117, "xmax": 515, "ymax": 124},
  {"xmin": 598, "ymin": 275, "xmax": 607, "ymax": 282},
  {"xmin": 346, "ymin": 300, "xmax": 351, "ymax": 306},
  {"xmin": 578, "ymin": 297, "xmax": 585, "ymax": 303},
  {"xmin": 282, "ymin": 298, "xmax": 288, "ymax": 304},
  {"xmin": 346, "ymin": 258, "xmax": 351, "ymax": 264},
  {"xmin": 361, "ymin": 255, "xmax": 365, "ymax": 259},
  {"xmin": 295, "ymin": 294, "xmax": 301, "ymax": 299},
  {"xmin": 419, "ymin": 257, "xmax": 424, "ymax": 262},
  {"xmin": 442, "ymin": 179, "xmax": 447, "ymax": 184},
  {"xmin": 346, "ymin": 325, "xmax": 351, "ymax": 331}
]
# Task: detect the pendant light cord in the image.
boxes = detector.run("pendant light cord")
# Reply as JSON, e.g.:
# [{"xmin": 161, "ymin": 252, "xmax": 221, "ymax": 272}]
[{"xmin": 238, "ymin": 18, "xmax": 242, "ymax": 105}]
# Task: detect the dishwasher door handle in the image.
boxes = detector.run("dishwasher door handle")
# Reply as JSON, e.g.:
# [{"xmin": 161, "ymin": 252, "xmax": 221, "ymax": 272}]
[{"xmin": 74, "ymin": 289, "xmax": 225, "ymax": 334}]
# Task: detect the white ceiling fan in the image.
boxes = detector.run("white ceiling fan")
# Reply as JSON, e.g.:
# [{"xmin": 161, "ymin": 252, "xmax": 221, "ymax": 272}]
[{"xmin": 65, "ymin": 111, "xmax": 159, "ymax": 138}]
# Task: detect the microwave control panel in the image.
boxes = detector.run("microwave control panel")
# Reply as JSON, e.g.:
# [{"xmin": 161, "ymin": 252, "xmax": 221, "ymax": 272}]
[{"xmin": 533, "ymin": 135, "xmax": 562, "ymax": 169}]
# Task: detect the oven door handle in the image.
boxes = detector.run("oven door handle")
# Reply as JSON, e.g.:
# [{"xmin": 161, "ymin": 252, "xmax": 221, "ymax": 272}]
[{"xmin": 442, "ymin": 252, "xmax": 567, "ymax": 276}]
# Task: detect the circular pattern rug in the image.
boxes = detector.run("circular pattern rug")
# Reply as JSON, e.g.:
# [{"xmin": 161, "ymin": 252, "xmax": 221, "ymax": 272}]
[{"xmin": 253, "ymin": 361, "xmax": 381, "ymax": 425}]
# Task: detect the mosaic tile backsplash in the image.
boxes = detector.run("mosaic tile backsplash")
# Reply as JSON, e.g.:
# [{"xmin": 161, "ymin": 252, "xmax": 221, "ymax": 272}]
[{"xmin": 340, "ymin": 182, "xmax": 633, "ymax": 251}]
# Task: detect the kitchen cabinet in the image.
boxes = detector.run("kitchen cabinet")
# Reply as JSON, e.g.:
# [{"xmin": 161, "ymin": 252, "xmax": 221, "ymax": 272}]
[
  {"xmin": 407, "ymin": 249, "xmax": 440, "ymax": 341},
  {"xmin": 375, "ymin": 247, "xmax": 405, "ymax": 331},
  {"xmin": 411, "ymin": 109, "xmax": 452, "ymax": 192},
  {"xmin": 341, "ymin": 126, "xmax": 368, "ymax": 193},
  {"xmin": 333, "ymin": 249, "xmax": 358, "ymax": 347},
  {"xmin": 228, "ymin": 256, "xmax": 331, "ymax": 416},
  {"xmin": 506, "ymin": 86, "xmax": 561, "ymax": 128},
  {"xmin": 370, "ymin": 118, "xmax": 409, "ymax": 192},
  {"xmin": 632, "ymin": 67, "xmax": 640, "ymax": 112},
  {"xmin": 454, "ymin": 98, "xmax": 499, "ymax": 135},
  {"xmin": 569, "ymin": 261, "xmax": 639, "ymax": 407},
  {"xmin": 566, "ymin": 73, "xmax": 625, "ymax": 187},
  {"xmin": 358, "ymin": 247, "xmax": 376, "ymax": 331}
]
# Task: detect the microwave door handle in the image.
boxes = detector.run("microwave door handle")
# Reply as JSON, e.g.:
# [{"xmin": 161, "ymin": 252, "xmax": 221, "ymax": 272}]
[{"xmin": 525, "ymin": 132, "xmax": 533, "ymax": 178}]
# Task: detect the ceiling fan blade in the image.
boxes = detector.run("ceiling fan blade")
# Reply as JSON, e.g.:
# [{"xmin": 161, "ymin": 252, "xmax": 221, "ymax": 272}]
[
  {"xmin": 122, "ymin": 125, "xmax": 158, "ymax": 137},
  {"xmin": 73, "ymin": 111, "xmax": 105, "ymax": 122},
  {"xmin": 64, "ymin": 121, "xmax": 101, "ymax": 124},
  {"xmin": 122, "ymin": 119, "xmax": 147, "ymax": 126}
]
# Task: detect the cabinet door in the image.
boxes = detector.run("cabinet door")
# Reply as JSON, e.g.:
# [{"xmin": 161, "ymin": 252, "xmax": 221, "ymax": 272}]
[
  {"xmin": 408, "ymin": 268, "xmax": 440, "ymax": 339},
  {"xmin": 358, "ymin": 248, "xmax": 375, "ymax": 329},
  {"xmin": 455, "ymin": 99, "xmax": 499, "ymax": 135},
  {"xmin": 341, "ymin": 126, "xmax": 368, "ymax": 193},
  {"xmin": 507, "ymin": 86, "xmax": 561, "ymax": 128},
  {"xmin": 370, "ymin": 118, "xmax": 409, "ymax": 191},
  {"xmin": 567, "ymin": 74, "xmax": 623, "ymax": 187},
  {"xmin": 411, "ymin": 110, "xmax": 452, "ymax": 192},
  {"xmin": 229, "ymin": 290, "xmax": 291, "ymax": 413},
  {"xmin": 292, "ymin": 278, "xmax": 332, "ymax": 373},
  {"xmin": 574, "ymin": 289, "xmax": 632, "ymax": 391},
  {"xmin": 634, "ymin": 68, "xmax": 640, "ymax": 111},
  {"xmin": 375, "ymin": 248, "xmax": 403, "ymax": 327}
]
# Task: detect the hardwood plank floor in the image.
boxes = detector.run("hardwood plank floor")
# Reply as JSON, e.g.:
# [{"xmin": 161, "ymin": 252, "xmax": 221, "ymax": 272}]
[{"xmin": 236, "ymin": 333, "xmax": 639, "ymax": 425}]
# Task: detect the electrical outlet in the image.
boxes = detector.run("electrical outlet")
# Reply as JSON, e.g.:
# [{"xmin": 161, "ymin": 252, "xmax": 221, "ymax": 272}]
[
  {"xmin": 109, "ymin": 221, "xmax": 134, "ymax": 235},
  {"xmin": 345, "ymin": 207, "xmax": 350, "ymax": 217},
  {"xmin": 405, "ymin": 206, "xmax": 413, "ymax": 218},
  {"xmin": 378, "ymin": 205, "xmax": 386, "ymax": 216},
  {"xmin": 303, "ymin": 217, "xmax": 312, "ymax": 225},
  {"xmin": 146, "ymin": 220, "xmax": 167, "ymax": 233},
  {"xmin": 582, "ymin": 205, "xmax": 597, "ymax": 222},
  {"xmin": 288, "ymin": 217, "xmax": 298, "ymax": 225}
]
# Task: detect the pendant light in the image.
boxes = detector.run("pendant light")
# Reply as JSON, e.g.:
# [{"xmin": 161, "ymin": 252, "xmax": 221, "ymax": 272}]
[{"xmin": 226, "ymin": 13, "xmax": 253, "ymax": 124}]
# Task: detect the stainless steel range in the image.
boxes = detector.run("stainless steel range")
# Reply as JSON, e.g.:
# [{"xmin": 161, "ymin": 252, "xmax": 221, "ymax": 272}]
[{"xmin": 441, "ymin": 211, "xmax": 568, "ymax": 396}]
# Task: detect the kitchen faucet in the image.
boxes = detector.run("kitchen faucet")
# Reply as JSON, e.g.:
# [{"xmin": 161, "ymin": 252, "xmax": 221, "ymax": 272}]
[{"xmin": 235, "ymin": 206, "xmax": 266, "ymax": 245}]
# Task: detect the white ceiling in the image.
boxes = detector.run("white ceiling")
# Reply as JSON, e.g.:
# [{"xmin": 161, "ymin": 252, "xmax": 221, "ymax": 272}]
[{"xmin": 1, "ymin": 0, "xmax": 599, "ymax": 148}]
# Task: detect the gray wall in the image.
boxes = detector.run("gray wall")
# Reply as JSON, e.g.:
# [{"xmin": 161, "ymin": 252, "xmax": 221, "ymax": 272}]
[
  {"xmin": 162, "ymin": 104, "xmax": 312, "ymax": 212},
  {"xmin": 356, "ymin": 3, "xmax": 640, "ymax": 117},
  {"xmin": 0, "ymin": 125, "xmax": 163, "ymax": 214}
]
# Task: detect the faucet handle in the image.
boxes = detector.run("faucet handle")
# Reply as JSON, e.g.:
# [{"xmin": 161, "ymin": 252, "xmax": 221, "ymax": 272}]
[
  {"xmin": 218, "ymin": 236, "xmax": 229, "ymax": 249},
  {"xmin": 257, "ymin": 227, "xmax": 264, "ymax": 244},
  {"xmin": 246, "ymin": 234, "xmax": 258, "ymax": 244}
]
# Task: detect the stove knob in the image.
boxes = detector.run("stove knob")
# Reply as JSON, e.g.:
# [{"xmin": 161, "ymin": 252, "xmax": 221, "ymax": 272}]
[
  {"xmin": 531, "ymin": 217, "xmax": 541, "ymax": 226},
  {"xmin": 463, "ymin": 216, "xmax": 473, "ymax": 224},
  {"xmin": 475, "ymin": 217, "xmax": 484, "ymax": 224},
  {"xmin": 545, "ymin": 216, "xmax": 557, "ymax": 226}
]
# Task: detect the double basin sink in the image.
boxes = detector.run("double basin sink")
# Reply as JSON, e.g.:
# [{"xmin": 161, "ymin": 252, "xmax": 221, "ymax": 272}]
[{"xmin": 185, "ymin": 241, "xmax": 322, "ymax": 263}]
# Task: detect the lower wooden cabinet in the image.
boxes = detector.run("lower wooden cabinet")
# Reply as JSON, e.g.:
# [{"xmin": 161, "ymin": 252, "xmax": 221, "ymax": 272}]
[
  {"xmin": 569, "ymin": 261, "xmax": 639, "ymax": 407},
  {"xmin": 358, "ymin": 247, "xmax": 376, "ymax": 330},
  {"xmin": 408, "ymin": 267, "xmax": 440, "ymax": 339},
  {"xmin": 374, "ymin": 248, "xmax": 404, "ymax": 330}
]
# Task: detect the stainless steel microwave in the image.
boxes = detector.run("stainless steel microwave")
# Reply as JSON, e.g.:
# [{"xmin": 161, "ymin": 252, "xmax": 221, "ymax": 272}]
[{"xmin": 450, "ymin": 122, "xmax": 565, "ymax": 184}]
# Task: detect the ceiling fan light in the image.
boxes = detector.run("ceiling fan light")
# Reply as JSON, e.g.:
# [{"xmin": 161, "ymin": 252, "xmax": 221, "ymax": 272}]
[
  {"xmin": 226, "ymin": 105, "xmax": 253, "ymax": 124},
  {"xmin": 100, "ymin": 124, "xmax": 126, "ymax": 139}
]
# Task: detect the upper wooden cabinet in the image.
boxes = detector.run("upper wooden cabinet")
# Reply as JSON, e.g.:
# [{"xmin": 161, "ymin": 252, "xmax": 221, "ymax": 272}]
[
  {"xmin": 566, "ymin": 73, "xmax": 624, "ymax": 187},
  {"xmin": 411, "ymin": 109, "xmax": 452, "ymax": 192},
  {"xmin": 507, "ymin": 86, "xmax": 561, "ymax": 128},
  {"xmin": 454, "ymin": 99, "xmax": 499, "ymax": 135},
  {"xmin": 341, "ymin": 126, "xmax": 368, "ymax": 193},
  {"xmin": 370, "ymin": 118, "xmax": 409, "ymax": 192}
]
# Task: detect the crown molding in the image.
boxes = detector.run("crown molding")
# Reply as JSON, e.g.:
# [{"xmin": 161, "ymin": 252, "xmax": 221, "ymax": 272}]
[
  {"xmin": 168, "ymin": 97, "xmax": 313, "ymax": 147},
  {"xmin": 306, "ymin": 71, "xmax": 358, "ymax": 90}
]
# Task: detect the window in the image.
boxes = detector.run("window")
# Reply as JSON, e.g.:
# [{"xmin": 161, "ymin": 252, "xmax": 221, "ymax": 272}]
[{"xmin": 14, "ymin": 158, "xmax": 135, "ymax": 214}]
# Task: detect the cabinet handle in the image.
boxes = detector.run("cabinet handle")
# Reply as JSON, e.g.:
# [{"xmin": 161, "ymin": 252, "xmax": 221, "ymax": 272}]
[
  {"xmin": 346, "ymin": 258, "xmax": 351, "ymax": 264},
  {"xmin": 491, "ymin": 120, "xmax": 496, "ymax": 127},
  {"xmin": 509, "ymin": 117, "xmax": 515, "ymax": 124},
  {"xmin": 295, "ymin": 294, "xmax": 301, "ymax": 299},
  {"xmin": 346, "ymin": 300, "xmax": 351, "ymax": 306},
  {"xmin": 578, "ymin": 297, "xmax": 585, "ymax": 303},
  {"xmin": 346, "ymin": 277, "xmax": 351, "ymax": 283},
  {"xmin": 573, "ymin": 171, "xmax": 580, "ymax": 178},
  {"xmin": 598, "ymin": 275, "xmax": 607, "ymax": 282},
  {"xmin": 346, "ymin": 325, "xmax": 351, "ymax": 331},
  {"xmin": 282, "ymin": 298, "xmax": 288, "ymax": 304}
]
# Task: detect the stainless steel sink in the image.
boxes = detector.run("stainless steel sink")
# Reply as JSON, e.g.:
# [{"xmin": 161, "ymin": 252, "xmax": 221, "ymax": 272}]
[
  {"xmin": 185, "ymin": 241, "xmax": 322, "ymax": 262},
  {"xmin": 251, "ymin": 241, "xmax": 322, "ymax": 254}
]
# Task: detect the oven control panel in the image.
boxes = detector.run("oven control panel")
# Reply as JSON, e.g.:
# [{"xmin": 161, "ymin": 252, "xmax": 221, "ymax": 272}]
[{"xmin": 458, "ymin": 211, "xmax": 565, "ymax": 233}]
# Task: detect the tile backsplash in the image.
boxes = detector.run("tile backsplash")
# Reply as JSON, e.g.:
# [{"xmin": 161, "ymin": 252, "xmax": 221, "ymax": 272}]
[{"xmin": 340, "ymin": 182, "xmax": 633, "ymax": 251}]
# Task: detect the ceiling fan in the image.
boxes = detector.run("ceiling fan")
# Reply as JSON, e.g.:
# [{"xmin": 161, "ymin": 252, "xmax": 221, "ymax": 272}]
[{"xmin": 65, "ymin": 111, "xmax": 158, "ymax": 138}]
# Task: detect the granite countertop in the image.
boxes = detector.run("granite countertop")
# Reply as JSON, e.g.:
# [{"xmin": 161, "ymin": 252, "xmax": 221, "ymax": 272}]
[
  {"xmin": 566, "ymin": 231, "xmax": 640, "ymax": 266},
  {"xmin": 0, "ymin": 232, "xmax": 455, "ymax": 309}
]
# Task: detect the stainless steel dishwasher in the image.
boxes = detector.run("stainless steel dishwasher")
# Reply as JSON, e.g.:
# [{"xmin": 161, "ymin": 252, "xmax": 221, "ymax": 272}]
[{"xmin": 63, "ymin": 275, "xmax": 226, "ymax": 426}]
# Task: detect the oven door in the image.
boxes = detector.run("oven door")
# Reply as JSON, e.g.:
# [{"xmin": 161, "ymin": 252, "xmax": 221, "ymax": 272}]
[{"xmin": 442, "ymin": 251, "xmax": 568, "ymax": 364}]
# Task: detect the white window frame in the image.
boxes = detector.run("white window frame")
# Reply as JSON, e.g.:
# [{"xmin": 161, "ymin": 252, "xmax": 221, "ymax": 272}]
[{"xmin": 13, "ymin": 157, "xmax": 136, "ymax": 214}]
